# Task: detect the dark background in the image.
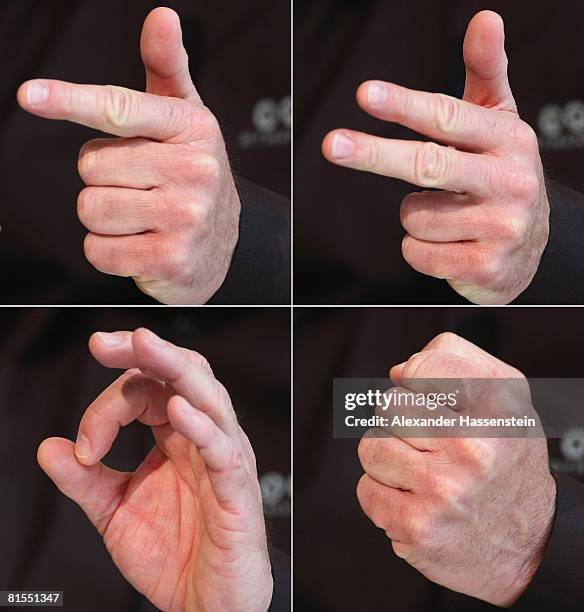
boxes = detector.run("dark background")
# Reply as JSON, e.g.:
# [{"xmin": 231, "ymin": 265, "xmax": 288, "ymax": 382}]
[
  {"xmin": 0, "ymin": 307, "xmax": 290, "ymax": 611},
  {"xmin": 294, "ymin": 307, "xmax": 584, "ymax": 611},
  {"xmin": 294, "ymin": 0, "xmax": 584, "ymax": 304},
  {"xmin": 0, "ymin": 0, "xmax": 290, "ymax": 304}
]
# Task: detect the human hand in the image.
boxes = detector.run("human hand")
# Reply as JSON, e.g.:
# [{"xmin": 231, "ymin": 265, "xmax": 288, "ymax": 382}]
[
  {"xmin": 17, "ymin": 8, "xmax": 240, "ymax": 304},
  {"xmin": 357, "ymin": 332, "xmax": 556, "ymax": 606},
  {"xmin": 37, "ymin": 328, "xmax": 272, "ymax": 612},
  {"xmin": 323, "ymin": 11, "xmax": 549, "ymax": 304}
]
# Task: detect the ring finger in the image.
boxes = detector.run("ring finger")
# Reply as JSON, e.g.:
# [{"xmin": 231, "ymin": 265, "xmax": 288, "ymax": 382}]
[
  {"xmin": 400, "ymin": 190, "xmax": 485, "ymax": 242},
  {"xmin": 78, "ymin": 186, "xmax": 165, "ymax": 235}
]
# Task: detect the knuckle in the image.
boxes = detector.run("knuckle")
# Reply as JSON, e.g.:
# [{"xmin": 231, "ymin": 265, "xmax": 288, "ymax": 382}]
[
  {"xmin": 190, "ymin": 351, "xmax": 213, "ymax": 374},
  {"xmin": 508, "ymin": 169, "xmax": 541, "ymax": 201},
  {"xmin": 239, "ymin": 427, "xmax": 258, "ymax": 471},
  {"xmin": 433, "ymin": 93, "xmax": 461, "ymax": 134},
  {"xmin": 401, "ymin": 352, "xmax": 430, "ymax": 379},
  {"xmin": 356, "ymin": 474, "xmax": 374, "ymax": 513},
  {"xmin": 403, "ymin": 510, "xmax": 432, "ymax": 547},
  {"xmin": 212, "ymin": 380, "xmax": 232, "ymax": 410},
  {"xmin": 78, "ymin": 144, "xmax": 99, "ymax": 182},
  {"xmin": 401, "ymin": 234, "xmax": 417, "ymax": 265},
  {"xmin": 193, "ymin": 153, "xmax": 222, "ymax": 187},
  {"xmin": 367, "ymin": 138, "xmax": 383, "ymax": 169},
  {"xmin": 399, "ymin": 192, "xmax": 421, "ymax": 229},
  {"xmin": 472, "ymin": 249, "xmax": 505, "ymax": 287},
  {"xmin": 83, "ymin": 233, "xmax": 103, "ymax": 270},
  {"xmin": 178, "ymin": 104, "xmax": 221, "ymax": 143},
  {"xmin": 171, "ymin": 198, "xmax": 199, "ymax": 229},
  {"xmin": 513, "ymin": 120, "xmax": 539, "ymax": 151},
  {"xmin": 415, "ymin": 142, "xmax": 450, "ymax": 186},
  {"xmin": 76, "ymin": 188, "xmax": 95, "ymax": 225},
  {"xmin": 197, "ymin": 105, "xmax": 221, "ymax": 139},
  {"xmin": 451, "ymin": 438, "xmax": 496, "ymax": 475},
  {"xmin": 174, "ymin": 150, "xmax": 222, "ymax": 188},
  {"xmin": 104, "ymin": 85, "xmax": 135, "ymax": 128},
  {"xmin": 227, "ymin": 443, "xmax": 245, "ymax": 471},
  {"xmin": 431, "ymin": 331, "xmax": 459, "ymax": 349},
  {"xmin": 425, "ymin": 471, "xmax": 454, "ymax": 505},
  {"xmin": 155, "ymin": 238, "xmax": 190, "ymax": 279},
  {"xmin": 357, "ymin": 437, "xmax": 373, "ymax": 468},
  {"xmin": 496, "ymin": 212, "xmax": 530, "ymax": 243},
  {"xmin": 391, "ymin": 540, "xmax": 411, "ymax": 560},
  {"xmin": 174, "ymin": 148, "xmax": 199, "ymax": 176}
]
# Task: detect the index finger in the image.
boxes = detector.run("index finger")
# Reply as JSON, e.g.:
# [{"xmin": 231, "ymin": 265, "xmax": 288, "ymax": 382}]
[
  {"xmin": 74, "ymin": 369, "xmax": 168, "ymax": 466},
  {"xmin": 357, "ymin": 80, "xmax": 513, "ymax": 152},
  {"xmin": 17, "ymin": 79, "xmax": 194, "ymax": 142},
  {"xmin": 88, "ymin": 328, "xmax": 240, "ymax": 438}
]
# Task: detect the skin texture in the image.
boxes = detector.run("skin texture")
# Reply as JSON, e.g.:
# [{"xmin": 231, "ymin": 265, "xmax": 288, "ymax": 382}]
[
  {"xmin": 37, "ymin": 328, "xmax": 272, "ymax": 612},
  {"xmin": 17, "ymin": 8, "xmax": 240, "ymax": 304},
  {"xmin": 323, "ymin": 11, "xmax": 550, "ymax": 305},
  {"xmin": 357, "ymin": 332, "xmax": 556, "ymax": 607}
]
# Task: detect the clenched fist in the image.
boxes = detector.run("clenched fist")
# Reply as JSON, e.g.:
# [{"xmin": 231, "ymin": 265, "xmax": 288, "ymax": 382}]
[
  {"xmin": 17, "ymin": 8, "xmax": 240, "ymax": 304},
  {"xmin": 38, "ymin": 328, "xmax": 273, "ymax": 612},
  {"xmin": 357, "ymin": 332, "xmax": 556, "ymax": 607},
  {"xmin": 323, "ymin": 11, "xmax": 549, "ymax": 304}
]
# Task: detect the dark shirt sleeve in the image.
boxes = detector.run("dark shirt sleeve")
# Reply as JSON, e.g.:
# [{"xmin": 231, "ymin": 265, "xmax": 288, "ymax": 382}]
[
  {"xmin": 268, "ymin": 548, "xmax": 291, "ymax": 612},
  {"xmin": 516, "ymin": 180, "xmax": 584, "ymax": 304},
  {"xmin": 513, "ymin": 472, "xmax": 584, "ymax": 611},
  {"xmin": 208, "ymin": 178, "xmax": 290, "ymax": 305}
]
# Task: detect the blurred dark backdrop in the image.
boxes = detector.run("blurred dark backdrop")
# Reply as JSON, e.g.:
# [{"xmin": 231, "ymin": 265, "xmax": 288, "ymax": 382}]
[
  {"xmin": 294, "ymin": 307, "xmax": 584, "ymax": 611},
  {"xmin": 0, "ymin": 307, "xmax": 290, "ymax": 611},
  {"xmin": 294, "ymin": 0, "xmax": 584, "ymax": 304},
  {"xmin": 0, "ymin": 0, "xmax": 290, "ymax": 304}
]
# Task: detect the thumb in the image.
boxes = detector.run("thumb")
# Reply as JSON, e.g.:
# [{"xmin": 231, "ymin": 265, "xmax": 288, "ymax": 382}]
[
  {"xmin": 462, "ymin": 10, "xmax": 517, "ymax": 113},
  {"xmin": 140, "ymin": 7, "xmax": 201, "ymax": 103}
]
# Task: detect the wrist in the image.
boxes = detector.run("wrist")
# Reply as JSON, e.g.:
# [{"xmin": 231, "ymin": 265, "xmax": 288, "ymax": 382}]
[{"xmin": 488, "ymin": 473, "xmax": 557, "ymax": 607}]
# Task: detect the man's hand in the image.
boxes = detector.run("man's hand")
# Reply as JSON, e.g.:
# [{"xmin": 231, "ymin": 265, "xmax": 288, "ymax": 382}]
[
  {"xmin": 17, "ymin": 7, "xmax": 240, "ymax": 304},
  {"xmin": 37, "ymin": 328, "xmax": 272, "ymax": 612},
  {"xmin": 323, "ymin": 11, "xmax": 549, "ymax": 304},
  {"xmin": 357, "ymin": 332, "xmax": 556, "ymax": 607}
]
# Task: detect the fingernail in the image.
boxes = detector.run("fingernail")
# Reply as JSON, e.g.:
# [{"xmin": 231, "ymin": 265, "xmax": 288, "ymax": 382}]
[
  {"xmin": 367, "ymin": 81, "xmax": 387, "ymax": 107},
  {"xmin": 26, "ymin": 81, "xmax": 48, "ymax": 106},
  {"xmin": 97, "ymin": 332, "xmax": 124, "ymax": 347},
  {"xmin": 332, "ymin": 132, "xmax": 354, "ymax": 160},
  {"xmin": 74, "ymin": 433, "xmax": 91, "ymax": 459}
]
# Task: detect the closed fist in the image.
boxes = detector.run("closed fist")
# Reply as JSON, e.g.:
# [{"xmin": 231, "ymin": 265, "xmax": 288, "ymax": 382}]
[
  {"xmin": 17, "ymin": 7, "xmax": 240, "ymax": 304},
  {"xmin": 357, "ymin": 332, "xmax": 556, "ymax": 606}
]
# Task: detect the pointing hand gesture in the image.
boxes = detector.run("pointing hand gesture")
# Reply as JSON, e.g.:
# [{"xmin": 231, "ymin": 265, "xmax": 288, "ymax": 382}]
[
  {"xmin": 18, "ymin": 8, "xmax": 240, "ymax": 304},
  {"xmin": 323, "ymin": 11, "xmax": 549, "ymax": 304}
]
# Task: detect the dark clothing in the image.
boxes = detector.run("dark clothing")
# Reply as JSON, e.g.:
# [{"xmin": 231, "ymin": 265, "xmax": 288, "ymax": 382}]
[
  {"xmin": 0, "ymin": 0, "xmax": 290, "ymax": 305},
  {"xmin": 516, "ymin": 473, "xmax": 584, "ymax": 611},
  {"xmin": 269, "ymin": 549, "xmax": 292, "ymax": 612},
  {"xmin": 518, "ymin": 181, "xmax": 584, "ymax": 304},
  {"xmin": 211, "ymin": 179, "xmax": 290, "ymax": 305},
  {"xmin": 294, "ymin": 0, "xmax": 584, "ymax": 305}
]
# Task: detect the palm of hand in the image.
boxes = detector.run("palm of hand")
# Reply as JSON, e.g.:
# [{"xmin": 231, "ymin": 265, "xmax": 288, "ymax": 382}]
[{"xmin": 102, "ymin": 424, "xmax": 258, "ymax": 612}]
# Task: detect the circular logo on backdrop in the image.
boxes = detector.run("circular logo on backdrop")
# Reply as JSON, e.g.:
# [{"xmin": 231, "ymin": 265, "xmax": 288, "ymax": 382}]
[
  {"xmin": 238, "ymin": 96, "xmax": 291, "ymax": 149},
  {"xmin": 560, "ymin": 427, "xmax": 584, "ymax": 461},
  {"xmin": 259, "ymin": 471, "xmax": 291, "ymax": 518},
  {"xmin": 537, "ymin": 100, "xmax": 584, "ymax": 150}
]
